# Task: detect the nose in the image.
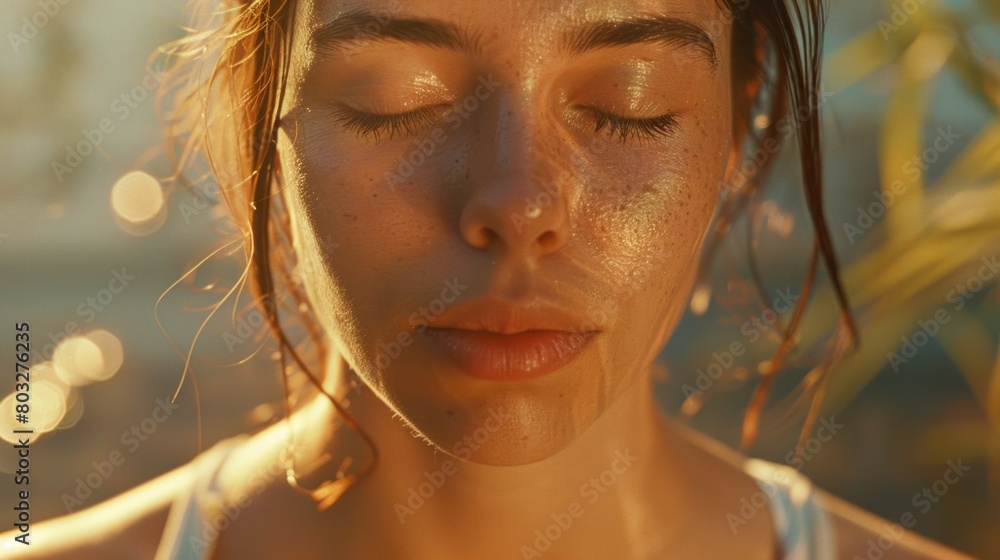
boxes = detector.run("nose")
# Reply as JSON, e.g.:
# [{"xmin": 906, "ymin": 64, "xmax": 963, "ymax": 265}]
[{"xmin": 458, "ymin": 100, "xmax": 571, "ymax": 259}]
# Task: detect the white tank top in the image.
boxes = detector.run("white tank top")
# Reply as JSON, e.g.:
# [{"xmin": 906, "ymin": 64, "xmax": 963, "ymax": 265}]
[{"xmin": 154, "ymin": 436, "xmax": 837, "ymax": 559}]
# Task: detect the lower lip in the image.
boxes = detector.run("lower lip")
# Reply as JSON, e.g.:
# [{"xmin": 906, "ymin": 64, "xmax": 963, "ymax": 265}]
[{"xmin": 424, "ymin": 329, "xmax": 598, "ymax": 381}]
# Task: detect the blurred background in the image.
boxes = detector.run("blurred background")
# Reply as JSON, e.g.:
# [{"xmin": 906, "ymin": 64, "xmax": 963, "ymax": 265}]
[{"xmin": 0, "ymin": 0, "xmax": 997, "ymax": 557}]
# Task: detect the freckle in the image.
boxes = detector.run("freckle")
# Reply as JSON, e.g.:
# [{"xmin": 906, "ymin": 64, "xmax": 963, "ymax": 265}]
[
  {"xmin": 373, "ymin": 193, "xmax": 378, "ymax": 198},
  {"xmin": 445, "ymin": 409, "xmax": 454, "ymax": 416}
]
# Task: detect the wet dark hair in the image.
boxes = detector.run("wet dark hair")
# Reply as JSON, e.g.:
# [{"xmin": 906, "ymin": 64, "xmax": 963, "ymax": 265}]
[{"xmin": 160, "ymin": 0, "xmax": 857, "ymax": 510}]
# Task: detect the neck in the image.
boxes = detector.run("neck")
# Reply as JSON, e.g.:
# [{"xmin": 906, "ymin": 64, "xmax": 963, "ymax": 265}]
[{"xmin": 293, "ymin": 353, "xmax": 697, "ymax": 558}]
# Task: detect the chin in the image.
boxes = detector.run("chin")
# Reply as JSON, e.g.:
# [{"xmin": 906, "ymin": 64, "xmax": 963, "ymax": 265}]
[{"xmin": 395, "ymin": 388, "xmax": 598, "ymax": 467}]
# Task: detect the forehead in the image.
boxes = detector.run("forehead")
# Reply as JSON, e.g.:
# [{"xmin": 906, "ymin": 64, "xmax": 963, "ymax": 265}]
[{"xmin": 292, "ymin": 0, "xmax": 732, "ymax": 55}]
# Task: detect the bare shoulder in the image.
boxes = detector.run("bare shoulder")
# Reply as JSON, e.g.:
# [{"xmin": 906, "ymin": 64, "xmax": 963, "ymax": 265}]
[
  {"xmin": 815, "ymin": 489, "xmax": 976, "ymax": 560},
  {"xmin": 667, "ymin": 424, "xmax": 976, "ymax": 560},
  {"xmin": 0, "ymin": 458, "xmax": 195, "ymax": 560}
]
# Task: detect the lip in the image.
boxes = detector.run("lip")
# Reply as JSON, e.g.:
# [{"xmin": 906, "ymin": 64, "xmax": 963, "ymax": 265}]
[
  {"xmin": 422, "ymin": 298, "xmax": 601, "ymax": 380},
  {"xmin": 425, "ymin": 328, "xmax": 598, "ymax": 380}
]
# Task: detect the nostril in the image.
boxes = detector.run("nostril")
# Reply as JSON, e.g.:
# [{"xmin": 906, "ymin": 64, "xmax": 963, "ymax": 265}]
[
  {"xmin": 536, "ymin": 230, "xmax": 561, "ymax": 251},
  {"xmin": 467, "ymin": 227, "xmax": 499, "ymax": 249}
]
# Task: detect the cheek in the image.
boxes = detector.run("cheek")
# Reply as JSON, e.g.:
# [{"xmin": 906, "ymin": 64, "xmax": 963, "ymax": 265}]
[
  {"xmin": 277, "ymin": 125, "xmax": 403, "ymax": 373},
  {"xmin": 573, "ymin": 115, "xmax": 726, "ymax": 302},
  {"xmin": 565, "ymin": 123, "xmax": 724, "ymax": 381},
  {"xmin": 281, "ymin": 116, "xmax": 433, "ymax": 274},
  {"xmin": 286, "ymin": 115, "xmax": 453, "ymax": 259}
]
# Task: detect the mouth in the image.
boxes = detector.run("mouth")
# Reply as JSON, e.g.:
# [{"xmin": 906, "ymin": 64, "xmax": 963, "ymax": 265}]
[{"xmin": 424, "ymin": 328, "xmax": 599, "ymax": 381}]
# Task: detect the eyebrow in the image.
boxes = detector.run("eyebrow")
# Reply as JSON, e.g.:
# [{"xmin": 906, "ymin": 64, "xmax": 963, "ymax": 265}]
[
  {"xmin": 310, "ymin": 11, "xmax": 718, "ymax": 71},
  {"xmin": 310, "ymin": 10, "xmax": 483, "ymax": 56},
  {"xmin": 563, "ymin": 16, "xmax": 718, "ymax": 71}
]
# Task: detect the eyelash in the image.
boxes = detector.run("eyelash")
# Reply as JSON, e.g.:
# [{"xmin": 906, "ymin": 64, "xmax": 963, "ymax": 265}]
[
  {"xmin": 581, "ymin": 107, "xmax": 681, "ymax": 144},
  {"xmin": 332, "ymin": 105, "xmax": 681, "ymax": 144},
  {"xmin": 331, "ymin": 104, "xmax": 446, "ymax": 143}
]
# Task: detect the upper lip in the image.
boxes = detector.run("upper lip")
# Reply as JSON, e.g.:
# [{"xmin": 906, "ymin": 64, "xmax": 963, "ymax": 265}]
[{"xmin": 425, "ymin": 297, "xmax": 601, "ymax": 335}]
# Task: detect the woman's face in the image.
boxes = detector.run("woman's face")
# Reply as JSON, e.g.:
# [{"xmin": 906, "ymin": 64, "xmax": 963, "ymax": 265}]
[{"xmin": 277, "ymin": 0, "xmax": 735, "ymax": 465}]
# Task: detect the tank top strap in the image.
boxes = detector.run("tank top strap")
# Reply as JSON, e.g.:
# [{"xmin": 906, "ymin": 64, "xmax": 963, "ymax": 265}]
[
  {"xmin": 154, "ymin": 435, "xmax": 249, "ymax": 560},
  {"xmin": 742, "ymin": 458, "xmax": 838, "ymax": 560}
]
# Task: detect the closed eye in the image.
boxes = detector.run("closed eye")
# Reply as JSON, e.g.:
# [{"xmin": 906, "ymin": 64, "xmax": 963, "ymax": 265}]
[
  {"xmin": 579, "ymin": 106, "xmax": 681, "ymax": 144},
  {"xmin": 332, "ymin": 103, "xmax": 680, "ymax": 145},
  {"xmin": 331, "ymin": 104, "xmax": 449, "ymax": 143}
]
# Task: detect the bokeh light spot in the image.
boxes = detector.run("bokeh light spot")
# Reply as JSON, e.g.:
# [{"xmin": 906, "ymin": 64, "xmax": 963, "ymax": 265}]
[
  {"xmin": 111, "ymin": 170, "xmax": 164, "ymax": 224},
  {"xmin": 84, "ymin": 329, "xmax": 124, "ymax": 382},
  {"xmin": 32, "ymin": 362, "xmax": 74, "ymax": 399},
  {"xmin": 53, "ymin": 336, "xmax": 104, "ymax": 386},
  {"xmin": 32, "ymin": 380, "xmax": 68, "ymax": 433},
  {"xmin": 690, "ymin": 283, "xmax": 711, "ymax": 316},
  {"xmin": 0, "ymin": 394, "xmax": 24, "ymax": 444}
]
